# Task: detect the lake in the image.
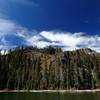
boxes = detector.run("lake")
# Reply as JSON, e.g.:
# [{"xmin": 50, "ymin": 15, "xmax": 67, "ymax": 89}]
[{"xmin": 0, "ymin": 92, "xmax": 100, "ymax": 100}]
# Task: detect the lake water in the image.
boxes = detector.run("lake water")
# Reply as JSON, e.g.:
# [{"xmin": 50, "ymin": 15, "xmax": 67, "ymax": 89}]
[{"xmin": 0, "ymin": 92, "xmax": 100, "ymax": 100}]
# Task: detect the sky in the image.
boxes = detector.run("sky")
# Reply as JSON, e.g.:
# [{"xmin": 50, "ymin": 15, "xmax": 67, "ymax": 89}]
[{"xmin": 0, "ymin": 0, "xmax": 100, "ymax": 52}]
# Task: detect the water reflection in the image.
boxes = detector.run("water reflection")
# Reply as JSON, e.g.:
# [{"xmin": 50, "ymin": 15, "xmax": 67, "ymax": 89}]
[{"xmin": 0, "ymin": 92, "xmax": 100, "ymax": 100}]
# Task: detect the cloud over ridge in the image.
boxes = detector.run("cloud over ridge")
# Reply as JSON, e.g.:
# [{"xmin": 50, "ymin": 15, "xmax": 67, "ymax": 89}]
[{"xmin": 0, "ymin": 18, "xmax": 100, "ymax": 52}]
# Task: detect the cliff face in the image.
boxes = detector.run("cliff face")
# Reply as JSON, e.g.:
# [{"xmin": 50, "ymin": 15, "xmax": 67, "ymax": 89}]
[{"xmin": 0, "ymin": 47, "xmax": 100, "ymax": 90}]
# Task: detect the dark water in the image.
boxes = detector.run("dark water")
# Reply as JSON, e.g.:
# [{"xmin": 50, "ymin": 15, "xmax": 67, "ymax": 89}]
[{"xmin": 0, "ymin": 92, "xmax": 100, "ymax": 100}]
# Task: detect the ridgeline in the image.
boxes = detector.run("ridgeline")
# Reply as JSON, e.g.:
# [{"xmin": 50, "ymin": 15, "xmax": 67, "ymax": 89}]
[{"xmin": 0, "ymin": 46, "xmax": 100, "ymax": 90}]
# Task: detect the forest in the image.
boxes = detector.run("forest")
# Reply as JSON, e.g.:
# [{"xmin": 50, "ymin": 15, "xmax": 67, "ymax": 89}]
[{"xmin": 0, "ymin": 46, "xmax": 100, "ymax": 90}]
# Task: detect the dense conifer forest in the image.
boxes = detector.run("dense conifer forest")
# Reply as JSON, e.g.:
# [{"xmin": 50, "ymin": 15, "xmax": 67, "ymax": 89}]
[{"xmin": 0, "ymin": 46, "xmax": 100, "ymax": 90}]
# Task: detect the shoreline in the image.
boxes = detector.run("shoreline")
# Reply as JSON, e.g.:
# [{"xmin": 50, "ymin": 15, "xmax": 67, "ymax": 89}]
[{"xmin": 0, "ymin": 89, "xmax": 100, "ymax": 93}]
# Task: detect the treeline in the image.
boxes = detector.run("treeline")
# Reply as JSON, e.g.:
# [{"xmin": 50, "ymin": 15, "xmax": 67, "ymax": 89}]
[{"xmin": 0, "ymin": 46, "xmax": 100, "ymax": 90}]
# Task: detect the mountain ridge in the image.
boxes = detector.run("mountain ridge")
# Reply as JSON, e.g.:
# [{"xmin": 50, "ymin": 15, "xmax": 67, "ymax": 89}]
[{"xmin": 0, "ymin": 46, "xmax": 100, "ymax": 90}]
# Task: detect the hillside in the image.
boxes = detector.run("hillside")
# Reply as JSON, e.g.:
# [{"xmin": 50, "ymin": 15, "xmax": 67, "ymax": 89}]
[{"xmin": 0, "ymin": 46, "xmax": 100, "ymax": 90}]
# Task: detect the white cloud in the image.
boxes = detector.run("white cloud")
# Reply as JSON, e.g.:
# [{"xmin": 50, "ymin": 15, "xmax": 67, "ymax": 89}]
[
  {"xmin": 26, "ymin": 31, "xmax": 100, "ymax": 52},
  {"xmin": 0, "ymin": 19, "xmax": 17, "ymax": 35},
  {"xmin": 0, "ymin": 18, "xmax": 25, "ymax": 49},
  {"xmin": 0, "ymin": 18, "xmax": 100, "ymax": 52},
  {"xmin": 40, "ymin": 31, "xmax": 84, "ymax": 47}
]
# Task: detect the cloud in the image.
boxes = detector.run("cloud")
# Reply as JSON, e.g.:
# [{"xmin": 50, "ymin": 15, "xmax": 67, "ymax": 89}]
[
  {"xmin": 0, "ymin": 18, "xmax": 26, "ymax": 49},
  {"xmin": 23, "ymin": 31, "xmax": 100, "ymax": 52},
  {"xmin": 0, "ymin": 19, "xmax": 18, "ymax": 35},
  {"xmin": 0, "ymin": 18, "xmax": 100, "ymax": 52}
]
